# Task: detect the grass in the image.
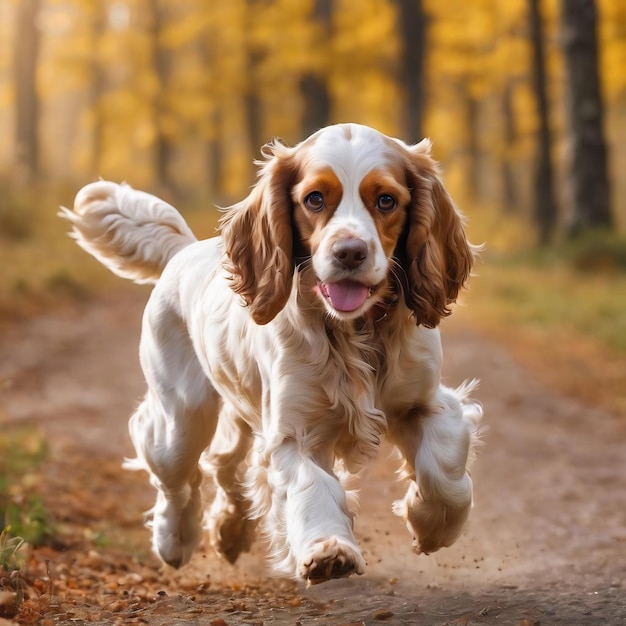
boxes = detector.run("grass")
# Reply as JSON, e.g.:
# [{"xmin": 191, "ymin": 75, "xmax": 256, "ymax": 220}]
[
  {"xmin": 466, "ymin": 255, "xmax": 626, "ymax": 353},
  {"xmin": 0, "ymin": 181, "xmax": 220, "ymax": 324},
  {"xmin": 461, "ymin": 204, "xmax": 626, "ymax": 349},
  {"xmin": 0, "ymin": 425, "xmax": 53, "ymax": 571},
  {"xmin": 456, "ymin": 207, "xmax": 626, "ymax": 416},
  {"xmin": 0, "ymin": 181, "xmax": 101, "ymax": 322},
  {"xmin": 0, "ymin": 529, "xmax": 27, "ymax": 571}
]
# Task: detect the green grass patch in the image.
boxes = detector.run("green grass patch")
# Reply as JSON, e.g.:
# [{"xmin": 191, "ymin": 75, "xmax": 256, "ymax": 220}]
[
  {"xmin": 465, "ymin": 254, "xmax": 626, "ymax": 354},
  {"xmin": 461, "ymin": 203, "xmax": 626, "ymax": 355},
  {"xmin": 0, "ymin": 426, "xmax": 54, "ymax": 570},
  {"xmin": 461, "ymin": 257, "xmax": 626, "ymax": 418},
  {"xmin": 559, "ymin": 230, "xmax": 626, "ymax": 273}
]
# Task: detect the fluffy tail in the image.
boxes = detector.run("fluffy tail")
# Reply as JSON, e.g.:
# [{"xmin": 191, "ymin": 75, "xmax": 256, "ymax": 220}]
[{"xmin": 59, "ymin": 180, "xmax": 197, "ymax": 284}]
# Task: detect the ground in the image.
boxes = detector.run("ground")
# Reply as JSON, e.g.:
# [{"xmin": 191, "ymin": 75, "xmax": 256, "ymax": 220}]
[{"xmin": 0, "ymin": 290, "xmax": 624, "ymax": 625}]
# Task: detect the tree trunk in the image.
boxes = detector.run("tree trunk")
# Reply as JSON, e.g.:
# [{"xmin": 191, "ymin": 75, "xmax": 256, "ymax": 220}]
[
  {"xmin": 245, "ymin": 49, "xmax": 263, "ymax": 157},
  {"xmin": 300, "ymin": 0, "xmax": 332, "ymax": 138},
  {"xmin": 14, "ymin": 0, "xmax": 41, "ymax": 183},
  {"xmin": 529, "ymin": 0, "xmax": 558, "ymax": 244},
  {"xmin": 148, "ymin": 0, "xmax": 174, "ymax": 192},
  {"xmin": 561, "ymin": 0, "xmax": 612, "ymax": 235},
  {"xmin": 501, "ymin": 81, "xmax": 518, "ymax": 213},
  {"xmin": 88, "ymin": 4, "xmax": 106, "ymax": 178},
  {"xmin": 245, "ymin": 0, "xmax": 263, "ymax": 177},
  {"xmin": 198, "ymin": 23, "xmax": 222, "ymax": 199},
  {"xmin": 463, "ymin": 84, "xmax": 480, "ymax": 201},
  {"xmin": 397, "ymin": 0, "xmax": 426, "ymax": 143},
  {"xmin": 207, "ymin": 107, "xmax": 222, "ymax": 200}
]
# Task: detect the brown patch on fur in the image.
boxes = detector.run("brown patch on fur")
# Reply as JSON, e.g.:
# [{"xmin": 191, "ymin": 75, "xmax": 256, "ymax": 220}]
[
  {"xmin": 292, "ymin": 168, "xmax": 343, "ymax": 257},
  {"xmin": 359, "ymin": 170, "xmax": 410, "ymax": 258}
]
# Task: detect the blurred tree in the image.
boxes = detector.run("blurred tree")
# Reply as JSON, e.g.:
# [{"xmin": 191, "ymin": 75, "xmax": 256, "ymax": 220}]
[
  {"xmin": 2, "ymin": 0, "xmax": 625, "ymax": 230},
  {"xmin": 204, "ymin": 0, "xmax": 254, "ymax": 198},
  {"xmin": 500, "ymin": 80, "xmax": 519, "ymax": 213},
  {"xmin": 199, "ymin": 15, "xmax": 223, "ymax": 198},
  {"xmin": 331, "ymin": 0, "xmax": 401, "ymax": 135},
  {"xmin": 86, "ymin": 2, "xmax": 106, "ymax": 178},
  {"xmin": 597, "ymin": 0, "xmax": 626, "ymax": 102},
  {"xmin": 397, "ymin": 0, "xmax": 426, "ymax": 143},
  {"xmin": 14, "ymin": 0, "xmax": 41, "ymax": 183},
  {"xmin": 300, "ymin": 0, "xmax": 332, "ymax": 137},
  {"xmin": 245, "ymin": 0, "xmax": 263, "ymax": 157},
  {"xmin": 529, "ymin": 0, "xmax": 558, "ymax": 244},
  {"xmin": 461, "ymin": 82, "xmax": 480, "ymax": 200},
  {"xmin": 561, "ymin": 0, "xmax": 612, "ymax": 235},
  {"xmin": 148, "ymin": 0, "xmax": 175, "ymax": 192}
]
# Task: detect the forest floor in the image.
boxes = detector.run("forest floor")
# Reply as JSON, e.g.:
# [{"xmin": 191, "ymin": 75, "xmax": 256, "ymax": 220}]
[{"xmin": 0, "ymin": 289, "xmax": 624, "ymax": 626}]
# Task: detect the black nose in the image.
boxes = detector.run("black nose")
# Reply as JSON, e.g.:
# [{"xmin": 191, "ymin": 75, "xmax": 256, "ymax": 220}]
[{"xmin": 332, "ymin": 237, "xmax": 368, "ymax": 269}]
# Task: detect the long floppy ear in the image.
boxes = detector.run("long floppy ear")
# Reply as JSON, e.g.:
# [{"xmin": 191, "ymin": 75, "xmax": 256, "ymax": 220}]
[
  {"xmin": 219, "ymin": 140, "xmax": 298, "ymax": 325},
  {"xmin": 399, "ymin": 139, "xmax": 477, "ymax": 328}
]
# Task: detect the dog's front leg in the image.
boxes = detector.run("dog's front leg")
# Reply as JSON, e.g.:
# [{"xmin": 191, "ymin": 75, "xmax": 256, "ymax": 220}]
[
  {"xmin": 390, "ymin": 386, "xmax": 481, "ymax": 555},
  {"xmin": 255, "ymin": 439, "xmax": 366, "ymax": 584}
]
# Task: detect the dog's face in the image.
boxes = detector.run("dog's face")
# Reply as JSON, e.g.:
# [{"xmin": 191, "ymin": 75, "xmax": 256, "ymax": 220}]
[
  {"xmin": 220, "ymin": 123, "xmax": 476, "ymax": 327},
  {"xmin": 291, "ymin": 125, "xmax": 411, "ymax": 320}
]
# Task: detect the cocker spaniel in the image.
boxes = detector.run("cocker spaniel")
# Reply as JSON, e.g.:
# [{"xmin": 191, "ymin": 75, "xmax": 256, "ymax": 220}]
[{"xmin": 61, "ymin": 123, "xmax": 481, "ymax": 585}]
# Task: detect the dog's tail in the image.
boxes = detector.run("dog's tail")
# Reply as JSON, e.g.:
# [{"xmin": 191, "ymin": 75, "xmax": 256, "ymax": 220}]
[{"xmin": 59, "ymin": 180, "xmax": 197, "ymax": 284}]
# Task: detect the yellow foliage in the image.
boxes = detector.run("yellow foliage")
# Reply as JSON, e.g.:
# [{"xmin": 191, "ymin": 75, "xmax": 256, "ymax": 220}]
[
  {"xmin": 0, "ymin": 0, "xmax": 625, "ymax": 219},
  {"xmin": 330, "ymin": 0, "xmax": 401, "ymax": 134},
  {"xmin": 598, "ymin": 0, "xmax": 626, "ymax": 98}
]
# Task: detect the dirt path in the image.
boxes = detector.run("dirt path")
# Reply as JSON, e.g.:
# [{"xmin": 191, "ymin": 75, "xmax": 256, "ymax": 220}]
[{"xmin": 1, "ymin": 291, "xmax": 625, "ymax": 625}]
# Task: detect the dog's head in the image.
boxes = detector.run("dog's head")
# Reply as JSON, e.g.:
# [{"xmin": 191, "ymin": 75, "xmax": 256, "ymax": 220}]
[{"xmin": 220, "ymin": 123, "xmax": 476, "ymax": 327}]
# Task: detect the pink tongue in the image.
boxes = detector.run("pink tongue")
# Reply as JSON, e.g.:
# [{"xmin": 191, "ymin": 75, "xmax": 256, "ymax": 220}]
[{"xmin": 324, "ymin": 280, "xmax": 369, "ymax": 312}]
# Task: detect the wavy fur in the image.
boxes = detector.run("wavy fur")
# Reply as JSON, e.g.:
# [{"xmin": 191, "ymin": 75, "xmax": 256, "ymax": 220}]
[
  {"xmin": 62, "ymin": 123, "xmax": 482, "ymax": 585},
  {"xmin": 59, "ymin": 180, "xmax": 196, "ymax": 284}
]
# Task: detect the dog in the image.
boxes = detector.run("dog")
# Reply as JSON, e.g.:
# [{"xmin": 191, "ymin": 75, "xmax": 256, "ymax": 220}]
[{"xmin": 60, "ymin": 123, "xmax": 481, "ymax": 585}]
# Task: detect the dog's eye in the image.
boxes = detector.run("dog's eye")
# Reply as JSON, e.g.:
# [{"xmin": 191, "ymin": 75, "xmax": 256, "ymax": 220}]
[
  {"xmin": 376, "ymin": 194, "xmax": 396, "ymax": 213},
  {"xmin": 304, "ymin": 191, "xmax": 325, "ymax": 212}
]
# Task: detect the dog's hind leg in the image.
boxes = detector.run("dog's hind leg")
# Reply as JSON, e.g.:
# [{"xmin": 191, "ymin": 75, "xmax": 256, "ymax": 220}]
[
  {"xmin": 126, "ymin": 299, "xmax": 219, "ymax": 569},
  {"xmin": 202, "ymin": 408, "xmax": 256, "ymax": 563}
]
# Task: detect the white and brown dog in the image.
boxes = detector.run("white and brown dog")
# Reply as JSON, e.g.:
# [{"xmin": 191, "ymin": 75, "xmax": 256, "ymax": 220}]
[{"xmin": 61, "ymin": 123, "xmax": 481, "ymax": 584}]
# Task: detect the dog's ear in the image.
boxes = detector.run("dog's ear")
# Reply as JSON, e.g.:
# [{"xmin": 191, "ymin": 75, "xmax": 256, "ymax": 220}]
[
  {"xmin": 398, "ymin": 139, "xmax": 477, "ymax": 328},
  {"xmin": 220, "ymin": 140, "xmax": 298, "ymax": 325}
]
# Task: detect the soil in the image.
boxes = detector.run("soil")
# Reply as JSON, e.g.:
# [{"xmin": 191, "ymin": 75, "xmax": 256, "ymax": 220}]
[{"xmin": 0, "ymin": 290, "xmax": 624, "ymax": 626}]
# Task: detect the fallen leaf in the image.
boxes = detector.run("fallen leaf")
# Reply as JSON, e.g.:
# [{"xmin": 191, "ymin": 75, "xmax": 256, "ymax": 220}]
[{"xmin": 373, "ymin": 609, "xmax": 394, "ymax": 620}]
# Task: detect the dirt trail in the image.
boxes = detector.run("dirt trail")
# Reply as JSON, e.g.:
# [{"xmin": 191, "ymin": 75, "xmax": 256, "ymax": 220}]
[{"xmin": 1, "ymin": 290, "xmax": 625, "ymax": 625}]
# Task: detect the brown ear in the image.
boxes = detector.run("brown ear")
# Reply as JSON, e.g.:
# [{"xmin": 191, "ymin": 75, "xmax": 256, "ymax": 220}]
[
  {"xmin": 220, "ymin": 141, "xmax": 298, "ymax": 325},
  {"xmin": 400, "ymin": 139, "xmax": 477, "ymax": 328}
]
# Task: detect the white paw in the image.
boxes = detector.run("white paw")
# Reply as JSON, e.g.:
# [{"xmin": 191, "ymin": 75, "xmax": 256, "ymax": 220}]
[
  {"xmin": 299, "ymin": 537, "xmax": 366, "ymax": 585},
  {"xmin": 206, "ymin": 489, "xmax": 257, "ymax": 564},
  {"xmin": 150, "ymin": 486, "xmax": 203, "ymax": 568},
  {"xmin": 393, "ymin": 480, "xmax": 471, "ymax": 555}
]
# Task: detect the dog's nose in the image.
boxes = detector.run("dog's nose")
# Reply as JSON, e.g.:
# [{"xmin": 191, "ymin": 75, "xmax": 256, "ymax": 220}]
[{"xmin": 332, "ymin": 237, "xmax": 368, "ymax": 269}]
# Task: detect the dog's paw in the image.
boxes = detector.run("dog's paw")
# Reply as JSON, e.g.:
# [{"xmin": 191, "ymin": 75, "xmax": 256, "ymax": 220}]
[
  {"xmin": 299, "ymin": 537, "xmax": 366, "ymax": 585},
  {"xmin": 393, "ymin": 481, "xmax": 471, "ymax": 555},
  {"xmin": 150, "ymin": 486, "xmax": 203, "ymax": 568},
  {"xmin": 207, "ymin": 490, "xmax": 257, "ymax": 564}
]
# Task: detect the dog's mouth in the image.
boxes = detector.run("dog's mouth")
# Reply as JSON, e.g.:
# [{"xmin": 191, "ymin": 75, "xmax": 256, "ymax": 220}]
[{"xmin": 318, "ymin": 279, "xmax": 375, "ymax": 313}]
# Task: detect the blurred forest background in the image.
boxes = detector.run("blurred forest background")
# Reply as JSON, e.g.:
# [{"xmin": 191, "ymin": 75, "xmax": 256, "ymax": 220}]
[{"xmin": 0, "ymin": 0, "xmax": 625, "ymax": 411}]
